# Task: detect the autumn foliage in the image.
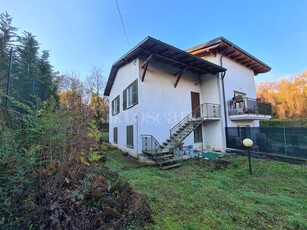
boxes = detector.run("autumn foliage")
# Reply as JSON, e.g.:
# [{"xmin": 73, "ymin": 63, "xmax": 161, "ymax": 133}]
[{"xmin": 257, "ymin": 70, "xmax": 307, "ymax": 119}]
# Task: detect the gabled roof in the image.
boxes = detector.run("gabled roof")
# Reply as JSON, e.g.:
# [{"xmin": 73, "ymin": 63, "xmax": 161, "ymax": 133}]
[
  {"xmin": 104, "ymin": 36, "xmax": 226, "ymax": 96},
  {"xmin": 186, "ymin": 37, "xmax": 271, "ymax": 75}
]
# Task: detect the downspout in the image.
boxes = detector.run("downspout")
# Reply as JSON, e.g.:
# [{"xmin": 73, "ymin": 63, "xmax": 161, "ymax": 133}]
[
  {"xmin": 219, "ymin": 54, "xmax": 228, "ymax": 150},
  {"xmin": 220, "ymin": 55, "xmax": 228, "ymax": 128},
  {"xmin": 136, "ymin": 115, "xmax": 139, "ymax": 159}
]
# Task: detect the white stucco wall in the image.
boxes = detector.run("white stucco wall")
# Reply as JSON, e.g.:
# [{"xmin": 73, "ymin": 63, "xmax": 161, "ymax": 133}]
[
  {"xmin": 202, "ymin": 120, "xmax": 224, "ymax": 150},
  {"xmin": 109, "ymin": 57, "xmax": 226, "ymax": 156},
  {"xmin": 200, "ymin": 74, "xmax": 220, "ymax": 104},
  {"xmin": 220, "ymin": 54, "xmax": 259, "ymax": 127},
  {"xmin": 138, "ymin": 59, "xmax": 202, "ymax": 150},
  {"xmin": 200, "ymin": 74, "xmax": 226, "ymax": 149},
  {"xmin": 204, "ymin": 54, "xmax": 259, "ymax": 128},
  {"xmin": 108, "ymin": 59, "xmax": 140, "ymax": 157}
]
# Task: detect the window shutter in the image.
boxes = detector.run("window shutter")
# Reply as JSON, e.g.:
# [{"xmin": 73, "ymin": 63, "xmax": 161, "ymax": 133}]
[
  {"xmin": 113, "ymin": 127, "xmax": 118, "ymax": 144},
  {"xmin": 117, "ymin": 95, "xmax": 120, "ymax": 113},
  {"xmin": 126, "ymin": 125, "xmax": 133, "ymax": 147},
  {"xmin": 123, "ymin": 89, "xmax": 127, "ymax": 110},
  {"xmin": 111, "ymin": 99, "xmax": 114, "ymax": 115},
  {"xmin": 132, "ymin": 79, "xmax": 138, "ymax": 105}
]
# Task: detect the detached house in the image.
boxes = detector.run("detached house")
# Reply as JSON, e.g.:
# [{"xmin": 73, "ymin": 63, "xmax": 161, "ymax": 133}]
[{"xmin": 104, "ymin": 36, "xmax": 271, "ymax": 168}]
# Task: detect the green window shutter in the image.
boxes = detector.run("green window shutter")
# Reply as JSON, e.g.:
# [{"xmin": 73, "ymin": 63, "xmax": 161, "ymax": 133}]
[
  {"xmin": 123, "ymin": 89, "xmax": 127, "ymax": 110},
  {"xmin": 126, "ymin": 125, "xmax": 133, "ymax": 147},
  {"xmin": 117, "ymin": 95, "xmax": 120, "ymax": 113},
  {"xmin": 132, "ymin": 79, "xmax": 138, "ymax": 105},
  {"xmin": 113, "ymin": 127, "xmax": 118, "ymax": 144},
  {"xmin": 111, "ymin": 99, "xmax": 114, "ymax": 115}
]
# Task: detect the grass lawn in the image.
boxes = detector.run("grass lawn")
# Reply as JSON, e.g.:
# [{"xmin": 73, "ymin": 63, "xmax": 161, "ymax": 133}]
[{"xmin": 105, "ymin": 151, "xmax": 307, "ymax": 230}]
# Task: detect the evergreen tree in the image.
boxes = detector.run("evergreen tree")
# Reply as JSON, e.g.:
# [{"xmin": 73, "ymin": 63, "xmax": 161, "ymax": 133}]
[
  {"xmin": 14, "ymin": 31, "xmax": 40, "ymax": 102},
  {"xmin": 0, "ymin": 11, "xmax": 17, "ymax": 93},
  {"xmin": 37, "ymin": 50, "xmax": 57, "ymax": 101}
]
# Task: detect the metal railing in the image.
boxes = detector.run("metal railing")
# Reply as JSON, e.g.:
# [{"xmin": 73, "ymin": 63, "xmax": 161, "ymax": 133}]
[
  {"xmin": 228, "ymin": 98, "xmax": 272, "ymax": 116},
  {"xmin": 170, "ymin": 103, "xmax": 221, "ymax": 140},
  {"xmin": 141, "ymin": 134, "xmax": 165, "ymax": 165},
  {"xmin": 226, "ymin": 127, "xmax": 307, "ymax": 159}
]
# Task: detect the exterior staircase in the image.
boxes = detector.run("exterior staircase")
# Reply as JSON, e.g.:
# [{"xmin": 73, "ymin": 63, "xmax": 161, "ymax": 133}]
[
  {"xmin": 141, "ymin": 135, "xmax": 182, "ymax": 170},
  {"xmin": 162, "ymin": 119, "xmax": 203, "ymax": 149},
  {"xmin": 141, "ymin": 103, "xmax": 221, "ymax": 170}
]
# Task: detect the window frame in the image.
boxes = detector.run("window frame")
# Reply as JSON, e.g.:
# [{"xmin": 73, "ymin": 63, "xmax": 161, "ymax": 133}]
[
  {"xmin": 126, "ymin": 125, "xmax": 134, "ymax": 148},
  {"xmin": 113, "ymin": 127, "xmax": 118, "ymax": 144},
  {"xmin": 112, "ymin": 95, "xmax": 120, "ymax": 116},
  {"xmin": 194, "ymin": 125, "xmax": 203, "ymax": 143},
  {"xmin": 123, "ymin": 79, "xmax": 138, "ymax": 110}
]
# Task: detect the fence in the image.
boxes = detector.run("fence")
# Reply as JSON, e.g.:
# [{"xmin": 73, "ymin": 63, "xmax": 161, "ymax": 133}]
[{"xmin": 226, "ymin": 127, "xmax": 307, "ymax": 159}]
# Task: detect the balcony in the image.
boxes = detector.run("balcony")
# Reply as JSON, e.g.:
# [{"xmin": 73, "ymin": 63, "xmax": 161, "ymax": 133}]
[
  {"xmin": 228, "ymin": 97, "xmax": 272, "ymax": 121},
  {"xmin": 192, "ymin": 103, "xmax": 221, "ymax": 120}
]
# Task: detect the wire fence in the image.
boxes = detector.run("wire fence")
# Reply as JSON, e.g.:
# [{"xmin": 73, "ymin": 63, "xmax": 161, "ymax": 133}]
[{"xmin": 226, "ymin": 127, "xmax": 307, "ymax": 159}]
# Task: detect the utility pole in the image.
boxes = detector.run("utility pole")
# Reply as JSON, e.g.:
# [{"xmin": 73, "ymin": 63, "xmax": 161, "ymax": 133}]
[{"xmin": 5, "ymin": 47, "xmax": 13, "ymax": 107}]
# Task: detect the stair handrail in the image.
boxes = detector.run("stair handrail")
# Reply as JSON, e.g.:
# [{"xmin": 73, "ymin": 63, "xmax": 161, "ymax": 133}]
[
  {"xmin": 141, "ymin": 134, "xmax": 165, "ymax": 166},
  {"xmin": 169, "ymin": 107, "xmax": 198, "ymax": 139},
  {"xmin": 170, "ymin": 103, "xmax": 220, "ymax": 137},
  {"xmin": 141, "ymin": 134, "xmax": 163, "ymax": 149}
]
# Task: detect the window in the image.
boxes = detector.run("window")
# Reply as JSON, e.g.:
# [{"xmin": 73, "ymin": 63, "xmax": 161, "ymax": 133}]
[
  {"xmin": 126, "ymin": 125, "xmax": 134, "ymax": 148},
  {"xmin": 112, "ymin": 95, "xmax": 120, "ymax": 115},
  {"xmin": 123, "ymin": 79, "xmax": 138, "ymax": 110},
  {"xmin": 237, "ymin": 125, "xmax": 251, "ymax": 139},
  {"xmin": 194, "ymin": 125, "xmax": 203, "ymax": 143},
  {"xmin": 113, "ymin": 127, "xmax": 118, "ymax": 144}
]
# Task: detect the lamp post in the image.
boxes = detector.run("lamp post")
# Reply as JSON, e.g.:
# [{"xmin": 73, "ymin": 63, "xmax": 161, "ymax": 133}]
[{"xmin": 243, "ymin": 138, "xmax": 253, "ymax": 175}]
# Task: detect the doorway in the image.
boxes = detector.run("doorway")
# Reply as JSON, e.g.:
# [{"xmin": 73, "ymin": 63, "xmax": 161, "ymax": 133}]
[{"xmin": 191, "ymin": 92, "xmax": 200, "ymax": 118}]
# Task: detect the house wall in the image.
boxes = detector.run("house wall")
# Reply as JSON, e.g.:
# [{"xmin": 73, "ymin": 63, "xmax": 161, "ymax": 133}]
[
  {"xmin": 202, "ymin": 120, "xmax": 224, "ymax": 150},
  {"xmin": 108, "ymin": 59, "xmax": 140, "ymax": 157},
  {"xmin": 204, "ymin": 54, "xmax": 259, "ymax": 128},
  {"xmin": 138, "ymin": 58, "xmax": 202, "ymax": 151},
  {"xmin": 220, "ymin": 55, "xmax": 259, "ymax": 127},
  {"xmin": 109, "ymin": 57, "xmax": 228, "ymax": 156},
  {"xmin": 200, "ymin": 74, "xmax": 225, "ymax": 150},
  {"xmin": 200, "ymin": 74, "xmax": 220, "ymax": 104}
]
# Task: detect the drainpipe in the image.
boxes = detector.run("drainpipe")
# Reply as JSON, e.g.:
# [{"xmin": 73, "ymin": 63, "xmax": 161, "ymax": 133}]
[
  {"xmin": 136, "ymin": 115, "xmax": 139, "ymax": 159},
  {"xmin": 220, "ymin": 55, "xmax": 228, "ymax": 128},
  {"xmin": 219, "ymin": 53, "xmax": 229, "ymax": 150}
]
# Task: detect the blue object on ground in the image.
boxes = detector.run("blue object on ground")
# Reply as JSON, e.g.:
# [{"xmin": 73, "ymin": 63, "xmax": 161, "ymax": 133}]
[{"xmin": 189, "ymin": 145, "xmax": 193, "ymax": 155}]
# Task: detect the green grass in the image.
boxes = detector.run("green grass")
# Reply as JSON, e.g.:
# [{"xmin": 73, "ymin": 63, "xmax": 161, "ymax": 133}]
[
  {"xmin": 101, "ymin": 131, "xmax": 109, "ymax": 142},
  {"xmin": 105, "ymin": 151, "xmax": 307, "ymax": 230}
]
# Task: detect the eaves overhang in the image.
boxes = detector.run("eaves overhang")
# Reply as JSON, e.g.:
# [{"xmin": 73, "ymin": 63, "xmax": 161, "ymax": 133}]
[
  {"xmin": 186, "ymin": 37, "xmax": 271, "ymax": 76},
  {"xmin": 104, "ymin": 36, "xmax": 226, "ymax": 96}
]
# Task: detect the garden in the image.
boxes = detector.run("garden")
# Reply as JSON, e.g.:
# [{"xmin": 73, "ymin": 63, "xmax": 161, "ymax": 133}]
[{"xmin": 105, "ymin": 150, "xmax": 307, "ymax": 229}]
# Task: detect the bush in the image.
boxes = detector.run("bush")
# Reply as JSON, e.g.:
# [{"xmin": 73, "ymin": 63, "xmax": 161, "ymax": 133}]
[{"xmin": 260, "ymin": 118, "xmax": 307, "ymax": 127}]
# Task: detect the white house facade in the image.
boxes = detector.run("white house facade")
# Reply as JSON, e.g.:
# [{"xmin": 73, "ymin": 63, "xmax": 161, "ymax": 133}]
[
  {"xmin": 104, "ymin": 37, "xmax": 271, "ymax": 162},
  {"xmin": 187, "ymin": 37, "xmax": 272, "ymax": 127}
]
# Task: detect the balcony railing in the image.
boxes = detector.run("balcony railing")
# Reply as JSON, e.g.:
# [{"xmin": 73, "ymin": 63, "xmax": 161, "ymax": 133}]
[
  {"xmin": 228, "ymin": 98, "xmax": 272, "ymax": 116},
  {"xmin": 170, "ymin": 103, "xmax": 221, "ymax": 141}
]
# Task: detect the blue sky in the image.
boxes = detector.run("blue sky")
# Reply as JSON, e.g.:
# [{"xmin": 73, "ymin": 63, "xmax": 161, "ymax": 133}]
[{"xmin": 2, "ymin": 0, "xmax": 307, "ymax": 84}]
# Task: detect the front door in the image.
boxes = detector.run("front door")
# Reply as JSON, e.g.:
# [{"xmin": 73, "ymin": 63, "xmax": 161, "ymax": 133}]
[{"xmin": 191, "ymin": 92, "xmax": 200, "ymax": 118}]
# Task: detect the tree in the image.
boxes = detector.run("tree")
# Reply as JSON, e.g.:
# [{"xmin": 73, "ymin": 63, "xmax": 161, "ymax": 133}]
[
  {"xmin": 257, "ymin": 71, "xmax": 307, "ymax": 118},
  {"xmin": 37, "ymin": 50, "xmax": 57, "ymax": 101},
  {"xmin": 13, "ymin": 31, "xmax": 40, "ymax": 102},
  {"xmin": 86, "ymin": 66, "xmax": 109, "ymax": 123},
  {"xmin": 58, "ymin": 73, "xmax": 84, "ymax": 111},
  {"xmin": 0, "ymin": 11, "xmax": 17, "ymax": 92}
]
